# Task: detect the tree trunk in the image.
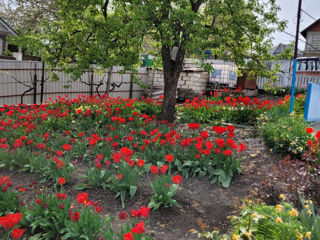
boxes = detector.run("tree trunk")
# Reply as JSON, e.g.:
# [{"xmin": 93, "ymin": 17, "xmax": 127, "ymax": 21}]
[{"xmin": 160, "ymin": 45, "xmax": 185, "ymax": 122}]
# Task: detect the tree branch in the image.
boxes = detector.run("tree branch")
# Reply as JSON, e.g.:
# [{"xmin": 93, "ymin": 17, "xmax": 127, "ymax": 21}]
[
  {"xmin": 191, "ymin": 0, "xmax": 205, "ymax": 12},
  {"xmin": 102, "ymin": 0, "xmax": 109, "ymax": 20}
]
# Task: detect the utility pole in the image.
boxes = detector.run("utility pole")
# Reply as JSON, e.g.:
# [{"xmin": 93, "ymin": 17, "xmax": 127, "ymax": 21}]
[{"xmin": 290, "ymin": 0, "xmax": 303, "ymax": 113}]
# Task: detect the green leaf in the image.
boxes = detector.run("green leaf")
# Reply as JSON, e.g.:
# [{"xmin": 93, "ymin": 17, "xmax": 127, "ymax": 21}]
[
  {"xmin": 198, "ymin": 170, "xmax": 206, "ymax": 178},
  {"xmin": 211, "ymin": 169, "xmax": 224, "ymax": 176},
  {"xmin": 129, "ymin": 185, "xmax": 137, "ymax": 199},
  {"xmin": 220, "ymin": 175, "xmax": 232, "ymax": 188},
  {"xmin": 182, "ymin": 160, "xmax": 194, "ymax": 167},
  {"xmin": 210, "ymin": 176, "xmax": 218, "ymax": 184},
  {"xmin": 120, "ymin": 191, "xmax": 126, "ymax": 208},
  {"xmin": 75, "ymin": 183, "xmax": 90, "ymax": 190},
  {"xmin": 144, "ymin": 163, "xmax": 152, "ymax": 172}
]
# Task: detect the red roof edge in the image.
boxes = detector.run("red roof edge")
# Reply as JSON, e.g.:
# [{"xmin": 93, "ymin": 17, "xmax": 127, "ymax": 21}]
[{"xmin": 301, "ymin": 18, "xmax": 320, "ymax": 39}]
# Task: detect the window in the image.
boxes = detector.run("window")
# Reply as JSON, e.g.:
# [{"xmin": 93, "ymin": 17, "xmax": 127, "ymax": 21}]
[
  {"xmin": 308, "ymin": 60, "xmax": 315, "ymax": 71},
  {"xmin": 298, "ymin": 61, "xmax": 307, "ymax": 71}
]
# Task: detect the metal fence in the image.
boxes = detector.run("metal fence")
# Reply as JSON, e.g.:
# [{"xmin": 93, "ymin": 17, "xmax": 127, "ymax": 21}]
[
  {"xmin": 0, "ymin": 59, "xmax": 149, "ymax": 105},
  {"xmin": 257, "ymin": 73, "xmax": 320, "ymax": 89}
]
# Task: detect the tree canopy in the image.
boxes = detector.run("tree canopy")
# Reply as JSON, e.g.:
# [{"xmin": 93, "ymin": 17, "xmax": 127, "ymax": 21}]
[
  {"xmin": 11, "ymin": 0, "xmax": 287, "ymax": 121},
  {"xmin": 0, "ymin": 0, "xmax": 59, "ymax": 32}
]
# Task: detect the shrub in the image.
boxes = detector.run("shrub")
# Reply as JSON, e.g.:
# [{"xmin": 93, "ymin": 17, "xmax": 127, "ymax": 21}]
[{"xmin": 259, "ymin": 115, "xmax": 311, "ymax": 155}]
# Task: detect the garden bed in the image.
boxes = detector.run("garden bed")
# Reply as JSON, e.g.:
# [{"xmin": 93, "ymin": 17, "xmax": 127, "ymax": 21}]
[
  {"xmin": 0, "ymin": 93, "xmax": 319, "ymax": 240},
  {"xmin": 0, "ymin": 125, "xmax": 279, "ymax": 240}
]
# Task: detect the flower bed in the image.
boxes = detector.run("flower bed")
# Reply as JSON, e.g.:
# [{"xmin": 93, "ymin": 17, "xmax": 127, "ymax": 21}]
[{"xmin": 0, "ymin": 94, "xmax": 247, "ymax": 239}]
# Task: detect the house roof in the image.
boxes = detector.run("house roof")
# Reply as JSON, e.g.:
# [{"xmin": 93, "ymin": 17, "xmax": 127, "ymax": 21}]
[
  {"xmin": 301, "ymin": 18, "xmax": 320, "ymax": 38},
  {"xmin": 270, "ymin": 43, "xmax": 290, "ymax": 56},
  {"xmin": 0, "ymin": 17, "xmax": 17, "ymax": 36}
]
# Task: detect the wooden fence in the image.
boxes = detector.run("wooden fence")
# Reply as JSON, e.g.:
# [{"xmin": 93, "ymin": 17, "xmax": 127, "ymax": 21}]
[{"xmin": 0, "ymin": 59, "xmax": 149, "ymax": 105}]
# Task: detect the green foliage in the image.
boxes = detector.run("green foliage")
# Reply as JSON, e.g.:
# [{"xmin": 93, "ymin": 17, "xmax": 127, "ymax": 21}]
[
  {"xmin": 21, "ymin": 192, "xmax": 73, "ymax": 239},
  {"xmin": 259, "ymin": 115, "xmax": 311, "ymax": 155},
  {"xmin": 106, "ymin": 161, "xmax": 142, "ymax": 208},
  {"xmin": 299, "ymin": 198, "xmax": 320, "ymax": 240},
  {"xmin": 0, "ymin": 178, "xmax": 21, "ymax": 215},
  {"xmin": 192, "ymin": 199, "xmax": 317, "ymax": 240},
  {"xmin": 131, "ymin": 101, "xmax": 162, "ymax": 118},
  {"xmin": 148, "ymin": 174, "xmax": 179, "ymax": 210},
  {"xmin": 75, "ymin": 167, "xmax": 114, "ymax": 190},
  {"xmin": 62, "ymin": 207, "xmax": 105, "ymax": 240},
  {"xmin": 258, "ymin": 95, "xmax": 311, "ymax": 156}
]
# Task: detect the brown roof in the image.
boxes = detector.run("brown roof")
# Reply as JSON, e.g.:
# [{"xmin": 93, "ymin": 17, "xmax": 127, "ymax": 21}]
[{"xmin": 301, "ymin": 18, "xmax": 320, "ymax": 38}]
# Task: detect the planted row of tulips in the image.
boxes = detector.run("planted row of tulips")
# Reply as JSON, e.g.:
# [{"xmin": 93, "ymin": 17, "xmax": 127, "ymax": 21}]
[{"xmin": 0, "ymin": 175, "xmax": 153, "ymax": 239}]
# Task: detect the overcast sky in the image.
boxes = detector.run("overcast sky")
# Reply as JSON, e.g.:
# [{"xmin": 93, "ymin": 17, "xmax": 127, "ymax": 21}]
[{"xmin": 273, "ymin": 0, "xmax": 320, "ymax": 50}]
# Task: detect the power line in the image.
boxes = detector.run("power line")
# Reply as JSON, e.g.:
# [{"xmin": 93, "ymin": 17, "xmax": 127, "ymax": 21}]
[
  {"xmin": 301, "ymin": 9, "xmax": 317, "ymax": 21},
  {"xmin": 282, "ymin": 30, "xmax": 320, "ymax": 52}
]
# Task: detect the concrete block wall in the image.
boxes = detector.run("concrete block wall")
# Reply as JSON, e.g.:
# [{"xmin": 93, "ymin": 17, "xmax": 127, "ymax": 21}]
[{"xmin": 150, "ymin": 69, "xmax": 209, "ymax": 98}]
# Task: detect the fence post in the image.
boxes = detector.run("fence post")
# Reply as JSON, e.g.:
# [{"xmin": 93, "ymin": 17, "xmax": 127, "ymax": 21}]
[
  {"xmin": 129, "ymin": 73, "xmax": 133, "ymax": 99},
  {"xmin": 40, "ymin": 61, "xmax": 45, "ymax": 104},
  {"xmin": 90, "ymin": 71, "xmax": 94, "ymax": 96},
  {"xmin": 33, "ymin": 72, "xmax": 37, "ymax": 104}
]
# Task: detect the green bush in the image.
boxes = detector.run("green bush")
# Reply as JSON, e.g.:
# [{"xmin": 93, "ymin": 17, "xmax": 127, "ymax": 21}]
[{"xmin": 259, "ymin": 115, "xmax": 311, "ymax": 155}]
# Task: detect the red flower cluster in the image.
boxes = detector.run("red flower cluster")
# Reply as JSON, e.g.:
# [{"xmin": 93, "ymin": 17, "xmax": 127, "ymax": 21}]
[
  {"xmin": 76, "ymin": 192, "xmax": 88, "ymax": 205},
  {"xmin": 165, "ymin": 154, "xmax": 174, "ymax": 163},
  {"xmin": 130, "ymin": 206, "xmax": 150, "ymax": 218},
  {"xmin": 69, "ymin": 210, "xmax": 80, "ymax": 222},
  {"xmin": 0, "ymin": 212, "xmax": 22, "ymax": 229},
  {"xmin": 172, "ymin": 175, "xmax": 182, "ymax": 184},
  {"xmin": 188, "ymin": 122, "xmax": 200, "ymax": 130},
  {"xmin": 11, "ymin": 228, "xmax": 25, "ymax": 239},
  {"xmin": 58, "ymin": 177, "xmax": 66, "ymax": 186},
  {"xmin": 0, "ymin": 176, "xmax": 12, "ymax": 192}
]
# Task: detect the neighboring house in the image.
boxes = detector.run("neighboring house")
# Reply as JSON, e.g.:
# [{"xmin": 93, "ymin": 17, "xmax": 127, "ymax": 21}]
[
  {"xmin": 270, "ymin": 43, "xmax": 290, "ymax": 56},
  {"xmin": 301, "ymin": 18, "xmax": 320, "ymax": 57},
  {"xmin": 0, "ymin": 17, "xmax": 19, "ymax": 58},
  {"xmin": 270, "ymin": 43, "xmax": 302, "ymax": 58}
]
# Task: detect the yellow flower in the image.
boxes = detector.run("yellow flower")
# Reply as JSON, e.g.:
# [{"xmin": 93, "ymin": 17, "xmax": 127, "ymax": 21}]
[
  {"xmin": 307, "ymin": 209, "xmax": 312, "ymax": 215},
  {"xmin": 305, "ymin": 232, "xmax": 311, "ymax": 239},
  {"xmin": 297, "ymin": 233, "xmax": 303, "ymax": 240},
  {"xmin": 289, "ymin": 208, "xmax": 299, "ymax": 217},
  {"xmin": 232, "ymin": 234, "xmax": 242, "ymax": 240},
  {"xmin": 304, "ymin": 204, "xmax": 309, "ymax": 209},
  {"xmin": 244, "ymin": 231, "xmax": 252, "ymax": 239},
  {"xmin": 251, "ymin": 213, "xmax": 258, "ymax": 218},
  {"xmin": 275, "ymin": 217, "xmax": 283, "ymax": 223},
  {"xmin": 75, "ymin": 105, "xmax": 83, "ymax": 113},
  {"xmin": 276, "ymin": 204, "xmax": 284, "ymax": 212},
  {"xmin": 307, "ymin": 200, "xmax": 313, "ymax": 205},
  {"xmin": 279, "ymin": 194, "xmax": 286, "ymax": 200}
]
